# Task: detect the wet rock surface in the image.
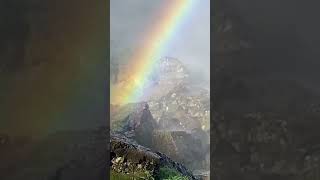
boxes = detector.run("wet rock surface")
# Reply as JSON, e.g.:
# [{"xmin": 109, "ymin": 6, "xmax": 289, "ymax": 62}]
[
  {"xmin": 111, "ymin": 56, "xmax": 191, "ymax": 104},
  {"xmin": 149, "ymin": 84, "xmax": 210, "ymax": 132},
  {"xmin": 122, "ymin": 102, "xmax": 158, "ymax": 148},
  {"xmin": 110, "ymin": 133, "xmax": 198, "ymax": 180},
  {"xmin": 152, "ymin": 130, "xmax": 210, "ymax": 171},
  {"xmin": 113, "ymin": 101, "xmax": 210, "ymax": 174},
  {"xmin": 111, "ymin": 55, "xmax": 210, "ymax": 178}
]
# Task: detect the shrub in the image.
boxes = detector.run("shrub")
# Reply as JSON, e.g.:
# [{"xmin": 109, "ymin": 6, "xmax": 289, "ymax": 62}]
[{"xmin": 158, "ymin": 167, "xmax": 189, "ymax": 180}]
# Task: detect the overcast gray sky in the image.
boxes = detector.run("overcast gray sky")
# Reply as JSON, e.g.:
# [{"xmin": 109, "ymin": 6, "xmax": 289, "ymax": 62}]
[{"xmin": 111, "ymin": 0, "xmax": 210, "ymax": 82}]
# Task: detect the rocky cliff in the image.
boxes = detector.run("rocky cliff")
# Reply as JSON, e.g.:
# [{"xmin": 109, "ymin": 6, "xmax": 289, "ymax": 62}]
[
  {"xmin": 110, "ymin": 133, "xmax": 198, "ymax": 180},
  {"xmin": 110, "ymin": 56, "xmax": 210, "ymax": 178}
]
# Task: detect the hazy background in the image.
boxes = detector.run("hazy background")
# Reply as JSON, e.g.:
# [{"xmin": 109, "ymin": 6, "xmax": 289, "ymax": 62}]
[{"xmin": 111, "ymin": 0, "xmax": 210, "ymax": 84}]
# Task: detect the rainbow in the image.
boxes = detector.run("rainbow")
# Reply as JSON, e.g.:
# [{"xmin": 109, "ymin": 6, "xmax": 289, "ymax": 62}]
[{"xmin": 111, "ymin": 0, "xmax": 195, "ymax": 105}]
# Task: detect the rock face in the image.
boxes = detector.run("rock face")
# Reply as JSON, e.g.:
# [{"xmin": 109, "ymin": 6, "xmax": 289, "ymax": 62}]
[
  {"xmin": 155, "ymin": 57, "xmax": 189, "ymax": 88},
  {"xmin": 122, "ymin": 102, "xmax": 158, "ymax": 148},
  {"xmin": 112, "ymin": 101, "xmax": 210, "ymax": 178},
  {"xmin": 111, "ymin": 56, "xmax": 191, "ymax": 104},
  {"xmin": 110, "ymin": 133, "xmax": 198, "ymax": 180},
  {"xmin": 152, "ymin": 130, "xmax": 210, "ymax": 171},
  {"xmin": 149, "ymin": 84, "xmax": 210, "ymax": 132},
  {"xmin": 111, "ymin": 56, "xmax": 210, "ymax": 177}
]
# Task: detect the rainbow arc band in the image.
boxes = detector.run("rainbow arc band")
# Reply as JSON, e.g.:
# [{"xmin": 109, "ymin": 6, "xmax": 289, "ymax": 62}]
[{"xmin": 111, "ymin": 0, "xmax": 195, "ymax": 105}]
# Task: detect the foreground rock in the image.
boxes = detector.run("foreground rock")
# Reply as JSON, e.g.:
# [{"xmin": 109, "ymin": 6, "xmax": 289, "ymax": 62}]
[
  {"xmin": 152, "ymin": 130, "xmax": 210, "ymax": 171},
  {"xmin": 122, "ymin": 103, "xmax": 157, "ymax": 148},
  {"xmin": 110, "ymin": 133, "xmax": 198, "ymax": 180},
  {"xmin": 112, "ymin": 102, "xmax": 210, "ymax": 174}
]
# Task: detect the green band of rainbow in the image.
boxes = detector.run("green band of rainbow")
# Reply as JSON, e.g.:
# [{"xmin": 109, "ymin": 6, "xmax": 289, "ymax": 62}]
[{"xmin": 111, "ymin": 0, "xmax": 195, "ymax": 105}]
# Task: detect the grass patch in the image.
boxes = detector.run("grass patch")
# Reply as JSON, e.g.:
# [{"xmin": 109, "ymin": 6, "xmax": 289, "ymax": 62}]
[
  {"xmin": 158, "ymin": 167, "xmax": 189, "ymax": 180},
  {"xmin": 110, "ymin": 167, "xmax": 189, "ymax": 180},
  {"xmin": 111, "ymin": 170, "xmax": 154, "ymax": 180}
]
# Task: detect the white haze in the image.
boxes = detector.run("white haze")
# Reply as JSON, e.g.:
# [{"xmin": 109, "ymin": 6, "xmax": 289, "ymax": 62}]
[{"xmin": 110, "ymin": 0, "xmax": 210, "ymax": 86}]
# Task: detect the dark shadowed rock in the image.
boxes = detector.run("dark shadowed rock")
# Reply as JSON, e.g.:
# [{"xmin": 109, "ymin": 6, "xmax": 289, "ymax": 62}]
[
  {"xmin": 152, "ymin": 130, "xmax": 209, "ymax": 171},
  {"xmin": 122, "ymin": 102, "xmax": 157, "ymax": 148},
  {"xmin": 110, "ymin": 133, "xmax": 198, "ymax": 180}
]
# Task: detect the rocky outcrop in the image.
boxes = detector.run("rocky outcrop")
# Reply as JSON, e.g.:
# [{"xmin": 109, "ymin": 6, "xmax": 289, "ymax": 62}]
[
  {"xmin": 149, "ymin": 84, "xmax": 210, "ymax": 132},
  {"xmin": 110, "ymin": 56, "xmax": 211, "ymax": 177},
  {"xmin": 117, "ymin": 102, "xmax": 210, "ymax": 174},
  {"xmin": 122, "ymin": 102, "xmax": 157, "ymax": 148},
  {"xmin": 152, "ymin": 130, "xmax": 210, "ymax": 171},
  {"xmin": 111, "ymin": 56, "xmax": 191, "ymax": 104},
  {"xmin": 110, "ymin": 133, "xmax": 198, "ymax": 180}
]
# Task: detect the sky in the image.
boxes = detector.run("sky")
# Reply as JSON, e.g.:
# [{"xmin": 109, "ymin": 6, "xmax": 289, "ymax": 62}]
[{"xmin": 110, "ymin": 0, "xmax": 210, "ymax": 82}]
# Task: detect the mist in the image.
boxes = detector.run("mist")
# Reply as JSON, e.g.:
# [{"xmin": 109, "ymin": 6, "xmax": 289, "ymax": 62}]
[
  {"xmin": 110, "ymin": 0, "xmax": 210, "ymax": 85},
  {"xmin": 110, "ymin": 1, "xmax": 210, "ymax": 176}
]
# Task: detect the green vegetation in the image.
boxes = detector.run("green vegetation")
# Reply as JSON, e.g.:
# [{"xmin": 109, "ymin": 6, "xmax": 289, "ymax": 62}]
[
  {"xmin": 158, "ymin": 167, "xmax": 189, "ymax": 180},
  {"xmin": 111, "ymin": 170, "xmax": 154, "ymax": 180},
  {"xmin": 111, "ymin": 171, "xmax": 133, "ymax": 180},
  {"xmin": 111, "ymin": 155, "xmax": 157, "ymax": 179},
  {"xmin": 110, "ymin": 167, "xmax": 189, "ymax": 180}
]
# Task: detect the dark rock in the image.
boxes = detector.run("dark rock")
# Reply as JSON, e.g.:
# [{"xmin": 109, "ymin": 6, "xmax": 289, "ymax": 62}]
[
  {"xmin": 152, "ymin": 130, "xmax": 209, "ymax": 171},
  {"xmin": 123, "ymin": 102, "xmax": 157, "ymax": 148},
  {"xmin": 110, "ymin": 133, "xmax": 198, "ymax": 180}
]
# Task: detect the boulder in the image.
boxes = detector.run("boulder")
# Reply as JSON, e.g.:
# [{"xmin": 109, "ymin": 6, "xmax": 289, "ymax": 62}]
[{"xmin": 110, "ymin": 133, "xmax": 198, "ymax": 180}]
